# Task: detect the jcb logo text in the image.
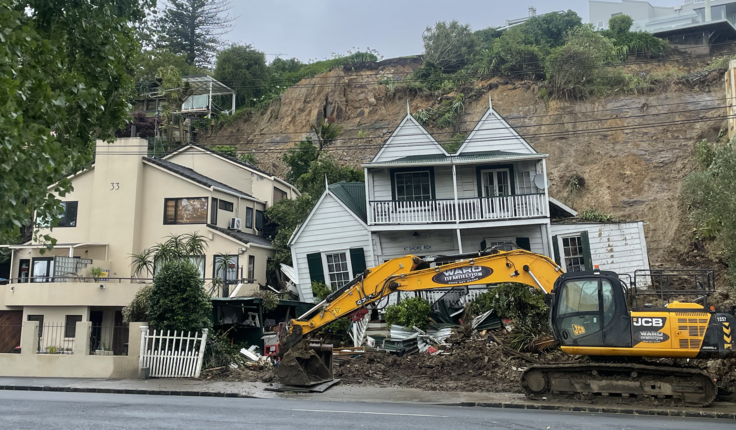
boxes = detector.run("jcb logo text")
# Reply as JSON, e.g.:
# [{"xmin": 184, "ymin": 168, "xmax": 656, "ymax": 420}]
[{"xmin": 632, "ymin": 317, "xmax": 664, "ymax": 327}]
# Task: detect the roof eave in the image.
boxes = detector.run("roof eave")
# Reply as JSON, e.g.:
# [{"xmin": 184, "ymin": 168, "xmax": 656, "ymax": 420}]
[{"xmin": 362, "ymin": 153, "xmax": 548, "ymax": 168}]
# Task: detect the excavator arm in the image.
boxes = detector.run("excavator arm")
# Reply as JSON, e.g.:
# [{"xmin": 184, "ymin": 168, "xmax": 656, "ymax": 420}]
[{"xmin": 290, "ymin": 249, "xmax": 563, "ymax": 338}]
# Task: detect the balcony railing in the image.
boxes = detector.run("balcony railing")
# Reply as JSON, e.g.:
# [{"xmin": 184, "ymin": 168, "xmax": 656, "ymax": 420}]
[{"xmin": 369, "ymin": 194, "xmax": 548, "ymax": 225}]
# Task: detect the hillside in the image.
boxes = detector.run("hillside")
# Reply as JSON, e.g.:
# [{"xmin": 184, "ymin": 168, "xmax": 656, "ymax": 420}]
[{"xmin": 200, "ymin": 56, "xmax": 729, "ymax": 269}]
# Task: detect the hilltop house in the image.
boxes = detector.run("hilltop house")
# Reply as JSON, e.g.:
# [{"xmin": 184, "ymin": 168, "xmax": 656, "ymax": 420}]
[
  {"xmin": 288, "ymin": 97, "xmax": 650, "ymax": 303},
  {"xmin": 0, "ymin": 138, "xmax": 297, "ymax": 354}
]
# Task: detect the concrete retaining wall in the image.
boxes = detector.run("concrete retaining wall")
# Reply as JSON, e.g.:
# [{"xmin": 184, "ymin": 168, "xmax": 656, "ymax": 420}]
[{"xmin": 0, "ymin": 321, "xmax": 144, "ymax": 379}]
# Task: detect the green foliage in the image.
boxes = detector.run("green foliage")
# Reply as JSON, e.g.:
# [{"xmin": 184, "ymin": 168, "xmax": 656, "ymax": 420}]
[
  {"xmin": 90, "ymin": 267, "xmax": 105, "ymax": 280},
  {"xmin": 156, "ymin": 0, "xmax": 234, "ymax": 67},
  {"xmin": 148, "ymin": 260, "xmax": 213, "ymax": 333},
  {"xmin": 252, "ymin": 290, "xmax": 279, "ymax": 312},
  {"xmin": 134, "ymin": 49, "xmax": 201, "ymax": 94},
  {"xmin": 283, "ymin": 139, "xmax": 320, "ymax": 184},
  {"xmin": 0, "ymin": 0, "xmax": 147, "ymax": 241},
  {"xmin": 311, "ymin": 120, "xmax": 344, "ymax": 151},
  {"xmin": 214, "ymin": 44, "xmax": 270, "ymax": 108},
  {"xmin": 295, "ymin": 156, "xmax": 364, "ymax": 199},
  {"xmin": 202, "ymin": 329, "xmax": 249, "ymax": 369},
  {"xmin": 129, "ymin": 233, "xmax": 209, "ymax": 277},
  {"xmin": 683, "ymin": 139, "xmax": 736, "ymax": 275},
  {"xmin": 608, "ymin": 15, "xmax": 633, "ymax": 35},
  {"xmin": 578, "ymin": 209, "xmax": 615, "ymax": 222},
  {"xmin": 311, "ymin": 281, "xmax": 331, "ymax": 301},
  {"xmin": 545, "ymin": 25, "xmax": 620, "ymax": 99},
  {"xmin": 122, "ymin": 285, "xmax": 154, "ymax": 323},
  {"xmin": 212, "ymin": 145, "xmax": 238, "ymax": 158},
  {"xmin": 410, "ymin": 94, "xmax": 466, "ymax": 130},
  {"xmin": 443, "ymin": 133, "xmax": 467, "ymax": 154},
  {"xmin": 422, "ymin": 21, "xmax": 477, "ymax": 73},
  {"xmin": 265, "ymin": 196, "xmax": 317, "ymax": 278},
  {"xmin": 357, "ymin": 130, "xmax": 367, "ymax": 138},
  {"xmin": 695, "ymin": 139, "xmax": 717, "ymax": 169},
  {"xmin": 240, "ymin": 153, "xmax": 258, "ymax": 165},
  {"xmin": 384, "ymin": 297, "xmax": 432, "ymax": 330},
  {"xmin": 470, "ymin": 283, "xmax": 549, "ymax": 335}
]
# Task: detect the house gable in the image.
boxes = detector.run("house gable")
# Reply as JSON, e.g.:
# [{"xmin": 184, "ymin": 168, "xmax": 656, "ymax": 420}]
[
  {"xmin": 457, "ymin": 96, "xmax": 536, "ymax": 155},
  {"xmin": 371, "ymin": 113, "xmax": 449, "ymax": 163},
  {"xmin": 289, "ymin": 192, "xmax": 373, "ymax": 303}
]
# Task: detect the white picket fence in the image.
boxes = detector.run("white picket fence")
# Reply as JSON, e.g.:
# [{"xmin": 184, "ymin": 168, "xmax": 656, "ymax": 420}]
[{"xmin": 138, "ymin": 326, "xmax": 209, "ymax": 378}]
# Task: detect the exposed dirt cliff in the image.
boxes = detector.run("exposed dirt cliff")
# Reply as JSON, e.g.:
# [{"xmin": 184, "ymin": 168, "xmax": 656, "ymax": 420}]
[{"xmin": 201, "ymin": 57, "xmax": 728, "ymax": 270}]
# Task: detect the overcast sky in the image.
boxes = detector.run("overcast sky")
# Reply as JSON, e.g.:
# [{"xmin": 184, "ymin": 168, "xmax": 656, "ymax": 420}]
[{"xmin": 225, "ymin": 0, "xmax": 681, "ymax": 62}]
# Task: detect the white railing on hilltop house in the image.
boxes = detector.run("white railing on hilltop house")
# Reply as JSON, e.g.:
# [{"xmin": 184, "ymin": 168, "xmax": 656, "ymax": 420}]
[{"xmin": 369, "ymin": 193, "xmax": 547, "ymax": 225}]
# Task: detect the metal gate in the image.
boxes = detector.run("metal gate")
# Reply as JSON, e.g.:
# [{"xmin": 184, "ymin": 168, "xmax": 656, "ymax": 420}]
[{"xmin": 138, "ymin": 326, "xmax": 208, "ymax": 378}]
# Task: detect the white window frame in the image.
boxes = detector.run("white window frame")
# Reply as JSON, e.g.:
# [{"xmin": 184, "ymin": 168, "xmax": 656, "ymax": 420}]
[
  {"xmin": 321, "ymin": 250, "xmax": 353, "ymax": 289},
  {"xmin": 516, "ymin": 170, "xmax": 537, "ymax": 195},
  {"xmin": 480, "ymin": 168, "xmax": 512, "ymax": 197},
  {"xmin": 484, "ymin": 237, "xmax": 516, "ymax": 251},
  {"xmin": 556, "ymin": 234, "xmax": 586, "ymax": 273},
  {"xmin": 394, "ymin": 170, "xmax": 432, "ymax": 201}
]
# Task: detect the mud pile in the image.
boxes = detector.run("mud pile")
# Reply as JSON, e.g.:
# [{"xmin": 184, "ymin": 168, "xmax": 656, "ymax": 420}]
[{"xmin": 333, "ymin": 336, "xmax": 575, "ymax": 393}]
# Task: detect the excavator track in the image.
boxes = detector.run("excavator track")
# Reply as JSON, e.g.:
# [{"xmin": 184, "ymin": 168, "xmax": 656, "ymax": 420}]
[{"xmin": 520, "ymin": 363, "xmax": 717, "ymax": 407}]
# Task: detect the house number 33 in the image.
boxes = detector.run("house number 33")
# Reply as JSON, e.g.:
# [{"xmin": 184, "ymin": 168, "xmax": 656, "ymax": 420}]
[{"xmin": 110, "ymin": 182, "xmax": 120, "ymax": 190}]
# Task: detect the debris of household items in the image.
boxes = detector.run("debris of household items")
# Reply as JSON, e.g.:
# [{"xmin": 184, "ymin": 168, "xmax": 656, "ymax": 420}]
[
  {"xmin": 265, "ymin": 378, "xmax": 342, "ymax": 393},
  {"xmin": 239, "ymin": 345, "xmax": 273, "ymax": 370}
]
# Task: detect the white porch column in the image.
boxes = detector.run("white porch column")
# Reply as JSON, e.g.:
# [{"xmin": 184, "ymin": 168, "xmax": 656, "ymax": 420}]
[
  {"xmin": 543, "ymin": 223, "xmax": 554, "ymax": 258},
  {"xmin": 208, "ymin": 80, "xmax": 213, "ymax": 118},
  {"xmin": 364, "ymin": 168, "xmax": 371, "ymax": 225},
  {"xmin": 542, "ymin": 159, "xmax": 550, "ymax": 217},
  {"xmin": 452, "ymin": 164, "xmax": 459, "ymax": 223},
  {"xmin": 456, "ymin": 229, "xmax": 464, "ymax": 254}
]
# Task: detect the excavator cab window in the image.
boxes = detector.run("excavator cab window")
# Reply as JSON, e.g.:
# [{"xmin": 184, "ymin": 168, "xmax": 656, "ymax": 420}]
[{"xmin": 554, "ymin": 278, "xmax": 620, "ymax": 347}]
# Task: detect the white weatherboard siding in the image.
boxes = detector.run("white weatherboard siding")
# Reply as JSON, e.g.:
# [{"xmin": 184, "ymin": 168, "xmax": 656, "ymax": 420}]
[
  {"xmin": 550, "ymin": 222, "xmax": 650, "ymax": 281},
  {"xmin": 457, "ymin": 166, "xmax": 477, "ymax": 198},
  {"xmin": 372, "ymin": 115, "xmax": 447, "ymax": 163},
  {"xmin": 458, "ymin": 109, "xmax": 536, "ymax": 155},
  {"xmin": 435, "ymin": 167, "xmax": 454, "ymax": 199},
  {"xmin": 291, "ymin": 193, "xmax": 373, "ymax": 303},
  {"xmin": 376, "ymin": 230, "xmax": 458, "ymax": 261},
  {"xmin": 372, "ymin": 169, "xmax": 391, "ymax": 200},
  {"xmin": 460, "ymin": 225, "xmax": 546, "ymax": 255}
]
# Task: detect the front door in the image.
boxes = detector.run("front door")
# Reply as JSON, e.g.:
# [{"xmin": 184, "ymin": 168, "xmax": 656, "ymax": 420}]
[
  {"xmin": 31, "ymin": 257, "xmax": 54, "ymax": 283},
  {"xmin": 481, "ymin": 169, "xmax": 512, "ymax": 217}
]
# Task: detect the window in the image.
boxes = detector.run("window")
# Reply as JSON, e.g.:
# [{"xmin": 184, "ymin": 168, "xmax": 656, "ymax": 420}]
[
  {"xmin": 218, "ymin": 200, "xmax": 234, "ymax": 212},
  {"xmin": 31, "ymin": 257, "xmax": 54, "ymax": 283},
  {"xmin": 154, "ymin": 255, "xmax": 205, "ymax": 279},
  {"xmin": 481, "ymin": 169, "xmax": 511, "ymax": 197},
  {"xmin": 325, "ymin": 252, "xmax": 351, "ymax": 288},
  {"xmin": 255, "ymin": 210, "xmax": 264, "ymax": 230},
  {"xmin": 395, "ymin": 171, "xmax": 432, "ymax": 201},
  {"xmin": 65, "ymin": 315, "xmax": 82, "ymax": 338},
  {"xmin": 516, "ymin": 170, "xmax": 536, "ymax": 194},
  {"xmin": 562, "ymin": 236, "xmax": 586, "ymax": 272},
  {"xmin": 214, "ymin": 255, "xmax": 238, "ymax": 285},
  {"xmin": 58, "ymin": 201, "xmax": 78, "ymax": 227},
  {"xmin": 245, "ymin": 207, "xmax": 253, "ymax": 229},
  {"xmin": 559, "ymin": 279, "xmax": 600, "ymax": 316},
  {"xmin": 164, "ymin": 197, "xmax": 208, "ymax": 224},
  {"xmin": 210, "ymin": 198, "xmax": 218, "ymax": 225},
  {"xmin": 273, "ymin": 187, "xmax": 288, "ymax": 204},
  {"xmin": 248, "ymin": 255, "xmax": 255, "ymax": 282}
]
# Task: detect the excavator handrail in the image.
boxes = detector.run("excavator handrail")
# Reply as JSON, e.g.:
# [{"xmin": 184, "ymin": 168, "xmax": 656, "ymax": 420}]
[{"xmin": 290, "ymin": 249, "xmax": 564, "ymax": 337}]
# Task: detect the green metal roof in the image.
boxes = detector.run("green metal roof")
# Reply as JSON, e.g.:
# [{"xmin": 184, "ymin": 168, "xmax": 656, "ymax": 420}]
[
  {"xmin": 329, "ymin": 182, "xmax": 367, "ymax": 223},
  {"xmin": 363, "ymin": 151, "xmax": 546, "ymax": 167}
]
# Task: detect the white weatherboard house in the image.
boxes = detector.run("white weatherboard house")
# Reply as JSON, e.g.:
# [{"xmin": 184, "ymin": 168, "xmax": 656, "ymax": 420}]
[{"xmin": 288, "ymin": 97, "xmax": 650, "ymax": 303}]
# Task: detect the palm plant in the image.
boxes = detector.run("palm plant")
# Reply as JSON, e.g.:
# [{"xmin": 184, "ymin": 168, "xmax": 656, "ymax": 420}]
[
  {"xmin": 130, "ymin": 232, "xmax": 209, "ymax": 279},
  {"xmin": 130, "ymin": 248, "xmax": 155, "ymax": 278},
  {"xmin": 210, "ymin": 253, "xmax": 237, "ymax": 297}
]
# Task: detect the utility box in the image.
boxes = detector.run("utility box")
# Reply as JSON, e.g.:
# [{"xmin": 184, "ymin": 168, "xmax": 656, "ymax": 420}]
[{"xmin": 261, "ymin": 332, "xmax": 279, "ymax": 356}]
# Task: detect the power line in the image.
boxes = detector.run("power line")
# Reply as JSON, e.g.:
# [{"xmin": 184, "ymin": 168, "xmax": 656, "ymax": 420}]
[{"xmin": 104, "ymin": 110, "xmax": 731, "ymax": 156}]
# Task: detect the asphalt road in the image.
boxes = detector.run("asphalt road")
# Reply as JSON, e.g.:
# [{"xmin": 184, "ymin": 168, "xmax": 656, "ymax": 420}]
[{"xmin": 0, "ymin": 391, "xmax": 731, "ymax": 430}]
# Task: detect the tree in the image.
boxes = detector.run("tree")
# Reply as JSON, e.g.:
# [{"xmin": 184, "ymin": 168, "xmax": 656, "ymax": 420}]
[
  {"xmin": 608, "ymin": 14, "xmax": 634, "ymax": 36},
  {"xmin": 148, "ymin": 259, "xmax": 213, "ymax": 332},
  {"xmin": 523, "ymin": 10, "xmax": 583, "ymax": 49},
  {"xmin": 134, "ymin": 48, "xmax": 199, "ymax": 94},
  {"xmin": 283, "ymin": 139, "xmax": 320, "ymax": 184},
  {"xmin": 270, "ymin": 57, "xmax": 304, "ymax": 75},
  {"xmin": 544, "ymin": 25, "xmax": 618, "ymax": 98},
  {"xmin": 122, "ymin": 285, "xmax": 153, "ymax": 323},
  {"xmin": 158, "ymin": 66, "xmax": 194, "ymax": 148},
  {"xmin": 422, "ymin": 21, "xmax": 477, "ymax": 73},
  {"xmin": 156, "ymin": 0, "xmax": 234, "ymax": 67},
  {"xmin": 0, "ymin": 0, "xmax": 148, "ymax": 244},
  {"xmin": 214, "ymin": 44, "xmax": 270, "ymax": 108},
  {"xmin": 683, "ymin": 139, "xmax": 736, "ymax": 282},
  {"xmin": 129, "ymin": 232, "xmax": 209, "ymax": 278},
  {"xmin": 212, "ymin": 145, "xmax": 237, "ymax": 157},
  {"xmin": 310, "ymin": 120, "xmax": 344, "ymax": 152}
]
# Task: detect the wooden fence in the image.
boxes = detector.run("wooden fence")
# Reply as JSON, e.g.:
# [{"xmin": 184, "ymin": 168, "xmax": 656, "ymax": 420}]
[{"xmin": 138, "ymin": 327, "xmax": 208, "ymax": 378}]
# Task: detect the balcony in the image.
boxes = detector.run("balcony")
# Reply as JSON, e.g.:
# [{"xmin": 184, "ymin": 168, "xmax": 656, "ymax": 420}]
[{"xmin": 369, "ymin": 193, "xmax": 548, "ymax": 225}]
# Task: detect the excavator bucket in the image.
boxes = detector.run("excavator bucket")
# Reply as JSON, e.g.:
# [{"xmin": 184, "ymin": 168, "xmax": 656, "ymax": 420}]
[{"xmin": 275, "ymin": 340, "xmax": 333, "ymax": 386}]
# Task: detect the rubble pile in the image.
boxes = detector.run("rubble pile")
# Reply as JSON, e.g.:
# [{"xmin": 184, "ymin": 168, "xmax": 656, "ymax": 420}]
[{"xmin": 333, "ymin": 331, "xmax": 574, "ymax": 393}]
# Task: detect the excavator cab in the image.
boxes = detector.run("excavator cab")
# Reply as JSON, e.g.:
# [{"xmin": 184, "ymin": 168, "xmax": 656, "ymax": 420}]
[{"xmin": 549, "ymin": 271, "xmax": 632, "ymax": 348}]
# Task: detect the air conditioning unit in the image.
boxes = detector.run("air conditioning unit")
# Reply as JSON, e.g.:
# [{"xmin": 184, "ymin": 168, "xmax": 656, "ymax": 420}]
[{"xmin": 229, "ymin": 217, "xmax": 242, "ymax": 230}]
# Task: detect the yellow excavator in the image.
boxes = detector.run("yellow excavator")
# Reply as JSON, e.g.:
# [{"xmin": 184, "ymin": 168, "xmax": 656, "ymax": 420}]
[{"xmin": 275, "ymin": 249, "xmax": 736, "ymax": 406}]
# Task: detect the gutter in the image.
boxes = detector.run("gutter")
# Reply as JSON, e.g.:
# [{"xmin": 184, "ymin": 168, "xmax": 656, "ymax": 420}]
[
  {"xmin": 211, "ymin": 186, "xmax": 264, "ymax": 204},
  {"xmin": 362, "ymin": 154, "xmax": 548, "ymax": 168}
]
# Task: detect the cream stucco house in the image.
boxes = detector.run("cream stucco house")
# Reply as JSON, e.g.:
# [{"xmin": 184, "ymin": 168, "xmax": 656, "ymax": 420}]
[{"xmin": 0, "ymin": 138, "xmax": 295, "ymax": 354}]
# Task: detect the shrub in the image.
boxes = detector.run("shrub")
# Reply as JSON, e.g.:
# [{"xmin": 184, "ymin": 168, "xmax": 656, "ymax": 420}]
[
  {"xmin": 148, "ymin": 260, "xmax": 213, "ymax": 333},
  {"xmin": 578, "ymin": 208, "xmax": 615, "ymax": 222},
  {"xmin": 202, "ymin": 329, "xmax": 250, "ymax": 369},
  {"xmin": 212, "ymin": 145, "xmax": 238, "ymax": 157},
  {"xmin": 384, "ymin": 297, "xmax": 431, "ymax": 330},
  {"xmin": 470, "ymin": 283, "xmax": 548, "ymax": 334},
  {"xmin": 252, "ymin": 290, "xmax": 279, "ymax": 312},
  {"xmin": 311, "ymin": 281, "xmax": 331, "ymax": 301},
  {"xmin": 122, "ymin": 284, "xmax": 153, "ymax": 324},
  {"xmin": 240, "ymin": 153, "xmax": 258, "ymax": 165}
]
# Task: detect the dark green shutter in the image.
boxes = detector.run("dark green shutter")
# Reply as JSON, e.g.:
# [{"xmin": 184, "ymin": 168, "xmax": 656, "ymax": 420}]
[
  {"xmin": 551, "ymin": 235, "xmax": 561, "ymax": 266},
  {"xmin": 306, "ymin": 253, "xmax": 325, "ymax": 284},
  {"xmin": 349, "ymin": 248, "xmax": 367, "ymax": 275},
  {"xmin": 581, "ymin": 231, "xmax": 594, "ymax": 271},
  {"xmin": 515, "ymin": 237, "xmax": 531, "ymax": 251}
]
